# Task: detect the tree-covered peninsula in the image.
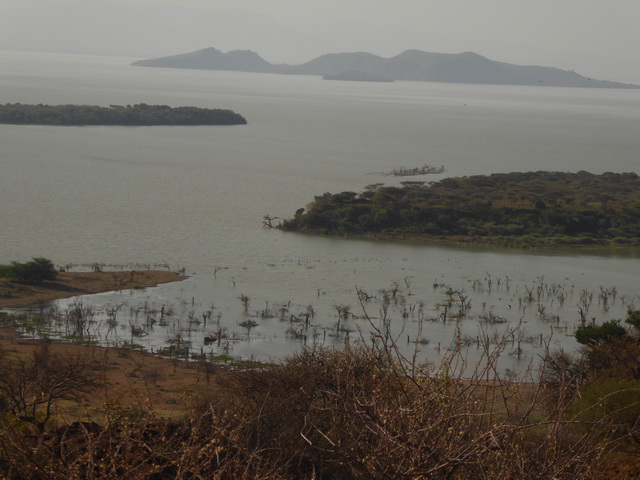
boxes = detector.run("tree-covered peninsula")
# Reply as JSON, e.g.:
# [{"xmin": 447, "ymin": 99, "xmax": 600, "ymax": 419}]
[
  {"xmin": 279, "ymin": 171, "xmax": 640, "ymax": 247},
  {"xmin": 0, "ymin": 103, "xmax": 247, "ymax": 126}
]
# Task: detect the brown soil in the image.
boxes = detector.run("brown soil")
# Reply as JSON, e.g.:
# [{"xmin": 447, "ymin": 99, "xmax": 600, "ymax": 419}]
[
  {"xmin": 0, "ymin": 326, "xmax": 216, "ymax": 421},
  {"xmin": 0, "ymin": 270, "xmax": 213, "ymax": 421},
  {"xmin": 0, "ymin": 270, "xmax": 186, "ymax": 309}
]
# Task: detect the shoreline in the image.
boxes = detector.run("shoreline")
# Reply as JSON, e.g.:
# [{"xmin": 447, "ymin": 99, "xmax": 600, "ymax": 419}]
[
  {"xmin": 0, "ymin": 270, "xmax": 187, "ymax": 309},
  {"xmin": 0, "ymin": 269, "xmax": 204, "ymax": 419},
  {"xmin": 280, "ymin": 228, "xmax": 640, "ymax": 253}
]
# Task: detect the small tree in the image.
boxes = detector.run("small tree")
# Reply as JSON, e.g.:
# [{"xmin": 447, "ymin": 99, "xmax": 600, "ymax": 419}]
[
  {"xmin": 625, "ymin": 309, "xmax": 640, "ymax": 330},
  {"xmin": 1, "ymin": 257, "xmax": 57, "ymax": 283},
  {"xmin": 575, "ymin": 319, "xmax": 627, "ymax": 346},
  {"xmin": 571, "ymin": 313, "xmax": 640, "ymax": 379},
  {"xmin": 0, "ymin": 341, "xmax": 99, "ymax": 433}
]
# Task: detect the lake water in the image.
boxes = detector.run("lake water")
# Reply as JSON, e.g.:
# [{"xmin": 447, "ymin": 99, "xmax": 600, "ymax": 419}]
[{"xmin": 1, "ymin": 50, "xmax": 639, "ymax": 373}]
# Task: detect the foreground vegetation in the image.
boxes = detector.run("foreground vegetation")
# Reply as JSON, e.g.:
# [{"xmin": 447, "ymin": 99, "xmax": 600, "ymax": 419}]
[
  {"xmin": 0, "ymin": 103, "xmax": 247, "ymax": 126},
  {"xmin": 280, "ymin": 171, "xmax": 640, "ymax": 247},
  {"xmin": 0, "ymin": 306, "xmax": 638, "ymax": 479}
]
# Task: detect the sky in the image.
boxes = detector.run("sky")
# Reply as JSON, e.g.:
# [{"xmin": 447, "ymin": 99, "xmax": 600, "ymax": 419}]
[{"xmin": 1, "ymin": 0, "xmax": 639, "ymax": 82}]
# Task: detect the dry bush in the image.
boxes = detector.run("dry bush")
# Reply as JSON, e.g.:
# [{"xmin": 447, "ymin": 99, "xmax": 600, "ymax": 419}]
[
  {"xmin": 190, "ymin": 333, "xmax": 621, "ymax": 480},
  {"xmin": 0, "ymin": 341, "xmax": 99, "ymax": 434},
  {"xmin": 0, "ymin": 327, "xmax": 634, "ymax": 479}
]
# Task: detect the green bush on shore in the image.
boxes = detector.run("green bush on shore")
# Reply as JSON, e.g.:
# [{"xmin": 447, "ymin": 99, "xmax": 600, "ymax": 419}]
[{"xmin": 0, "ymin": 257, "xmax": 57, "ymax": 283}]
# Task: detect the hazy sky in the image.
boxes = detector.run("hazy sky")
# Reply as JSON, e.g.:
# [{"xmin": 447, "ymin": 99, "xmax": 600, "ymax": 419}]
[{"xmin": 1, "ymin": 0, "xmax": 639, "ymax": 81}]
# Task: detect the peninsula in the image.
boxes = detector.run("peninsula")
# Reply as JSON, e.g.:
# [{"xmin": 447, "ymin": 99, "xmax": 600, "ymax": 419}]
[
  {"xmin": 0, "ymin": 103, "xmax": 247, "ymax": 126},
  {"xmin": 0, "ymin": 265, "xmax": 186, "ymax": 309},
  {"xmin": 279, "ymin": 171, "xmax": 640, "ymax": 247},
  {"xmin": 132, "ymin": 47, "xmax": 639, "ymax": 89}
]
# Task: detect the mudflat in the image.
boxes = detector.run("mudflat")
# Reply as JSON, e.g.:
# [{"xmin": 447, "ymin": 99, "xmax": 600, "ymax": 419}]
[{"xmin": 0, "ymin": 270, "xmax": 186, "ymax": 309}]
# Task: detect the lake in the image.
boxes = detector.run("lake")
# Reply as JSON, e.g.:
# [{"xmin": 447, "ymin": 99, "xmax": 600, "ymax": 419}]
[{"xmin": 1, "ymin": 50, "xmax": 639, "ymax": 373}]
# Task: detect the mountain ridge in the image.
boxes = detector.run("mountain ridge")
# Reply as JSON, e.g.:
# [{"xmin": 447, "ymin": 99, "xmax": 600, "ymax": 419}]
[{"xmin": 132, "ymin": 47, "xmax": 639, "ymax": 88}]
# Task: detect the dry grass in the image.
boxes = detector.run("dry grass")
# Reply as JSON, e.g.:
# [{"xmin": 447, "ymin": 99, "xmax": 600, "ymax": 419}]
[{"xmin": 0, "ymin": 328, "xmax": 635, "ymax": 479}]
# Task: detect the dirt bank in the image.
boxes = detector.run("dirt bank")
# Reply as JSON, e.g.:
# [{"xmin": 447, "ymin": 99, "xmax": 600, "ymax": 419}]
[
  {"xmin": 0, "ymin": 270, "xmax": 214, "ymax": 419},
  {"xmin": 0, "ymin": 270, "xmax": 186, "ymax": 309}
]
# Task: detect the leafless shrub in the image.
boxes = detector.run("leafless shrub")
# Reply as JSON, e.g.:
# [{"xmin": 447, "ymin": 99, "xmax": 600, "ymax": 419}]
[
  {"xmin": 0, "ymin": 320, "xmax": 634, "ymax": 479},
  {"xmin": 0, "ymin": 341, "xmax": 99, "ymax": 434}
]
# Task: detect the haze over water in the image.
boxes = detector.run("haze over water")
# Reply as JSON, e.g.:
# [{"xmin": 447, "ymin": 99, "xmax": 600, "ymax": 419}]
[{"xmin": 1, "ymin": 51, "xmax": 639, "ymax": 371}]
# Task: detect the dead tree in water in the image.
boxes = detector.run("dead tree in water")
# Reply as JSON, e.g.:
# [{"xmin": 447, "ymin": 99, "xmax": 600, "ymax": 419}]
[
  {"xmin": 262, "ymin": 215, "xmax": 280, "ymax": 228},
  {"xmin": 239, "ymin": 294, "xmax": 250, "ymax": 312}
]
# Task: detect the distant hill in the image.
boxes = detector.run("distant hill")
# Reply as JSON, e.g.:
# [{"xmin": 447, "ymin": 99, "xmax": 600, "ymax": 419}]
[
  {"xmin": 133, "ymin": 47, "xmax": 639, "ymax": 89},
  {"xmin": 132, "ymin": 47, "xmax": 278, "ymax": 74}
]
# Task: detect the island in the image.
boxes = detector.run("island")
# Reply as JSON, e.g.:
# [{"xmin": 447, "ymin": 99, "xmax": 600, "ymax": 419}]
[
  {"xmin": 278, "ymin": 171, "xmax": 640, "ymax": 247},
  {"xmin": 133, "ymin": 47, "xmax": 640, "ymax": 89},
  {"xmin": 322, "ymin": 70, "xmax": 394, "ymax": 83},
  {"xmin": 0, "ymin": 103, "xmax": 247, "ymax": 126}
]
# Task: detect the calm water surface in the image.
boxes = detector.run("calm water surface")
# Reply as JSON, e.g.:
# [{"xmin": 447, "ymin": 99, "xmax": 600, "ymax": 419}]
[{"xmin": 1, "ymin": 51, "xmax": 639, "ymax": 372}]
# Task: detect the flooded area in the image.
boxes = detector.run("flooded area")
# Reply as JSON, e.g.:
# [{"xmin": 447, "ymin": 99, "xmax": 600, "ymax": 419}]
[{"xmin": 2, "ymin": 51, "xmax": 639, "ymax": 373}]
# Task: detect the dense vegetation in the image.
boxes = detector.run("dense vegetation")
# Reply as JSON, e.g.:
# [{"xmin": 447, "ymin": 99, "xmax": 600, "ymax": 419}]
[
  {"xmin": 0, "ymin": 257, "xmax": 57, "ymax": 283},
  {"xmin": 280, "ymin": 171, "xmax": 640, "ymax": 247},
  {"xmin": 0, "ymin": 103, "xmax": 247, "ymax": 126}
]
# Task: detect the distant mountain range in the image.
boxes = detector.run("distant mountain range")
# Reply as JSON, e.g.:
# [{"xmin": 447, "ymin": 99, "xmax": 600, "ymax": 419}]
[{"xmin": 132, "ymin": 47, "xmax": 639, "ymax": 88}]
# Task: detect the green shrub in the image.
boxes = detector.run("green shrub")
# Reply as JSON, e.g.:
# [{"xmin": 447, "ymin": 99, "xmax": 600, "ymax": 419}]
[
  {"xmin": 0, "ymin": 258, "xmax": 57, "ymax": 283},
  {"xmin": 575, "ymin": 320, "xmax": 628, "ymax": 346}
]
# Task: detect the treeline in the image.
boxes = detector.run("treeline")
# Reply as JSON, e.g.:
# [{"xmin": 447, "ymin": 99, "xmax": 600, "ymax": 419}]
[
  {"xmin": 0, "ymin": 257, "xmax": 57, "ymax": 283},
  {"xmin": 0, "ymin": 103, "xmax": 247, "ymax": 126},
  {"xmin": 280, "ymin": 171, "xmax": 640, "ymax": 247}
]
